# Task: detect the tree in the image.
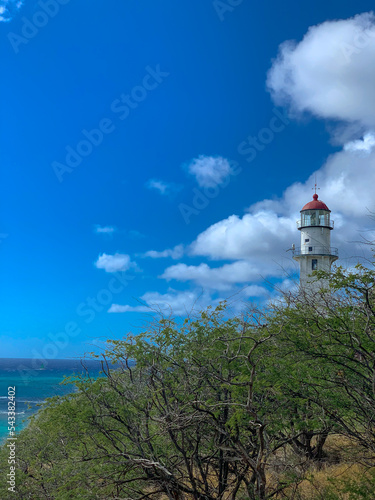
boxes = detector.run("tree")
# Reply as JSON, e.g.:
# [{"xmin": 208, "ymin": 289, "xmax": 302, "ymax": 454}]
[
  {"xmin": 71, "ymin": 305, "xmax": 304, "ymax": 499},
  {"xmin": 3, "ymin": 262, "xmax": 375, "ymax": 498},
  {"xmin": 269, "ymin": 263, "xmax": 375, "ymax": 457},
  {"xmin": 0, "ymin": 306, "xmax": 308, "ymax": 499}
]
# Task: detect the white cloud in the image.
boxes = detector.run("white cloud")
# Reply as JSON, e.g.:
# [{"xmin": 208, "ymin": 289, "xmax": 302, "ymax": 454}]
[
  {"xmin": 111, "ymin": 13, "xmax": 375, "ymax": 312},
  {"xmin": 146, "ymin": 179, "xmax": 168, "ymax": 194},
  {"xmin": 108, "ymin": 304, "xmax": 150, "ymax": 313},
  {"xmin": 95, "ymin": 253, "xmax": 135, "ymax": 273},
  {"xmin": 344, "ymin": 132, "xmax": 375, "ymax": 153},
  {"xmin": 184, "ymin": 13, "xmax": 375, "ymax": 280},
  {"xmin": 146, "ymin": 179, "xmax": 182, "ymax": 196},
  {"xmin": 190, "ymin": 211, "xmax": 296, "ymax": 261},
  {"xmin": 189, "ymin": 144, "xmax": 375, "ymax": 271},
  {"xmin": 185, "ymin": 155, "xmax": 235, "ymax": 188},
  {"xmin": 109, "ymin": 290, "xmax": 213, "ymax": 315},
  {"xmin": 161, "ymin": 261, "xmax": 277, "ymax": 291},
  {"xmin": 267, "ymin": 12, "xmax": 375, "ymax": 130},
  {"xmin": 0, "ymin": 0, "xmax": 23, "ymax": 22},
  {"xmin": 94, "ymin": 225, "xmax": 116, "ymax": 234},
  {"xmin": 162, "ymin": 143, "xmax": 375, "ymax": 289},
  {"xmin": 143, "ymin": 244, "xmax": 184, "ymax": 260}
]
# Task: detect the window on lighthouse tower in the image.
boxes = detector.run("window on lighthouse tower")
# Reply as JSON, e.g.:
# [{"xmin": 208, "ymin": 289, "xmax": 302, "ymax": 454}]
[{"xmin": 312, "ymin": 259, "xmax": 318, "ymax": 270}]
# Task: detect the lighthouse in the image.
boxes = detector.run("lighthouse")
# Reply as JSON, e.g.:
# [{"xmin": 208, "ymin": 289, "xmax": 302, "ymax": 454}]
[{"xmin": 293, "ymin": 192, "xmax": 338, "ymax": 292}]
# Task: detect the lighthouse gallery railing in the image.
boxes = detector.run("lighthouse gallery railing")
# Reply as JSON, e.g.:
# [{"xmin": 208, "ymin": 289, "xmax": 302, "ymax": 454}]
[
  {"xmin": 296, "ymin": 219, "xmax": 334, "ymax": 229},
  {"xmin": 293, "ymin": 246, "xmax": 339, "ymax": 257}
]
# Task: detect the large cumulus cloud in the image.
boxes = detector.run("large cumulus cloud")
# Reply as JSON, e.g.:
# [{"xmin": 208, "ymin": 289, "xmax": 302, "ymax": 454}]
[{"xmin": 267, "ymin": 12, "xmax": 375, "ymax": 130}]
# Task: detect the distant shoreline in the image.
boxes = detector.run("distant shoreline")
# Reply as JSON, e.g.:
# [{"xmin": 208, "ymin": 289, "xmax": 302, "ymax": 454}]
[{"xmin": 0, "ymin": 358, "xmax": 111, "ymax": 443}]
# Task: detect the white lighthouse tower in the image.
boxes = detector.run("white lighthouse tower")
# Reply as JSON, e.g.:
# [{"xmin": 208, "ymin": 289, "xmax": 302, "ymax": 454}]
[{"xmin": 293, "ymin": 192, "xmax": 338, "ymax": 293}]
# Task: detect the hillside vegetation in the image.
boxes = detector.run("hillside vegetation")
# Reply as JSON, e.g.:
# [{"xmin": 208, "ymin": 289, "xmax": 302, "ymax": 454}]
[{"xmin": 1, "ymin": 263, "xmax": 375, "ymax": 499}]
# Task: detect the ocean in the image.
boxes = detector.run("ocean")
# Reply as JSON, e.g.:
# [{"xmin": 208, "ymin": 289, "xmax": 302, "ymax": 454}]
[{"xmin": 0, "ymin": 358, "xmax": 105, "ymax": 443}]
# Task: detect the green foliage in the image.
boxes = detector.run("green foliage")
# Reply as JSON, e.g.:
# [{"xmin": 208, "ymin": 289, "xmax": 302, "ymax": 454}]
[
  {"xmin": 1, "ymin": 262, "xmax": 375, "ymax": 498},
  {"xmin": 269, "ymin": 263, "xmax": 375, "ymax": 455}
]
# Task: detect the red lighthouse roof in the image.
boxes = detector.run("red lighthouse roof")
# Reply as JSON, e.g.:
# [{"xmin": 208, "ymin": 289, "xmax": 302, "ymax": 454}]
[{"xmin": 301, "ymin": 194, "xmax": 330, "ymax": 212}]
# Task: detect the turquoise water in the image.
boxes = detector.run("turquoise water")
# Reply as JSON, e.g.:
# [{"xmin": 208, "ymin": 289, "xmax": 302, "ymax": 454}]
[{"xmin": 0, "ymin": 358, "xmax": 104, "ymax": 443}]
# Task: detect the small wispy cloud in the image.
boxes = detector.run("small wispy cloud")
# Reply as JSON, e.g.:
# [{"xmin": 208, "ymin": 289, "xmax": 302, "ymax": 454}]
[
  {"xmin": 108, "ymin": 304, "xmax": 150, "ymax": 313},
  {"xmin": 128, "ymin": 230, "xmax": 145, "ymax": 239},
  {"xmin": 0, "ymin": 0, "xmax": 23, "ymax": 22},
  {"xmin": 108, "ymin": 290, "xmax": 212, "ymax": 315},
  {"xmin": 184, "ymin": 155, "xmax": 235, "ymax": 188},
  {"xmin": 95, "ymin": 253, "xmax": 136, "ymax": 273},
  {"xmin": 143, "ymin": 244, "xmax": 184, "ymax": 260},
  {"xmin": 145, "ymin": 178, "xmax": 183, "ymax": 196},
  {"xmin": 94, "ymin": 225, "xmax": 117, "ymax": 234}
]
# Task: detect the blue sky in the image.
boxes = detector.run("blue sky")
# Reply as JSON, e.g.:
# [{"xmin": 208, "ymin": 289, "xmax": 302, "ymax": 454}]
[{"xmin": 1, "ymin": 0, "xmax": 375, "ymax": 358}]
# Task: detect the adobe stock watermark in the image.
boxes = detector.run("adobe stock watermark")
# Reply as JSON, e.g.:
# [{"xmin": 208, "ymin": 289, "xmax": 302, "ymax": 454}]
[
  {"xmin": 340, "ymin": 27, "xmax": 375, "ymax": 63},
  {"xmin": 178, "ymin": 107, "xmax": 290, "ymax": 225},
  {"xmin": 213, "ymin": 0, "xmax": 244, "ymax": 22},
  {"xmin": 52, "ymin": 65, "xmax": 169, "ymax": 183},
  {"xmin": 179, "ymin": 160, "xmax": 242, "ymax": 225},
  {"xmin": 237, "ymin": 107, "xmax": 290, "ymax": 163},
  {"xmin": 16, "ymin": 271, "xmax": 134, "ymax": 384},
  {"xmin": 7, "ymin": 0, "xmax": 71, "ymax": 55}
]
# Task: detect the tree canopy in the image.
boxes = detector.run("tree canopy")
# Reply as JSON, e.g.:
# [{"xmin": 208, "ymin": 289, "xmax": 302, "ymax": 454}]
[{"xmin": 1, "ymin": 263, "xmax": 375, "ymax": 499}]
